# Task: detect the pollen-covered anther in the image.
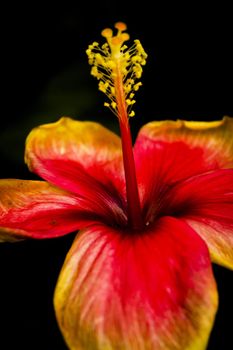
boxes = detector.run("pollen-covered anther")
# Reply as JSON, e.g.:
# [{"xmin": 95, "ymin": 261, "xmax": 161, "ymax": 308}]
[
  {"xmin": 91, "ymin": 66, "xmax": 101, "ymax": 79},
  {"xmin": 126, "ymin": 99, "xmax": 136, "ymax": 106},
  {"xmin": 98, "ymin": 81, "xmax": 109, "ymax": 93},
  {"xmin": 111, "ymin": 102, "xmax": 117, "ymax": 109},
  {"xmin": 95, "ymin": 53, "xmax": 105, "ymax": 66},
  {"xmin": 124, "ymin": 84, "xmax": 132, "ymax": 93},
  {"xmin": 110, "ymin": 86, "xmax": 115, "ymax": 95},
  {"xmin": 134, "ymin": 82, "xmax": 142, "ymax": 91},
  {"xmin": 129, "ymin": 110, "xmax": 135, "ymax": 117},
  {"xmin": 133, "ymin": 64, "xmax": 143, "ymax": 78}
]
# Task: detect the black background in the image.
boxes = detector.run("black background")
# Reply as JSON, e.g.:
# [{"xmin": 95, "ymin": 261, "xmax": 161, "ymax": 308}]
[{"xmin": 0, "ymin": 1, "xmax": 232, "ymax": 349}]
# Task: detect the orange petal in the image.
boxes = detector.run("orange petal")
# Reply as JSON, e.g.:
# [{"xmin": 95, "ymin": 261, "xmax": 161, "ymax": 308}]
[
  {"xmin": 0, "ymin": 179, "xmax": 108, "ymax": 241},
  {"xmin": 137, "ymin": 116, "xmax": 233, "ymax": 168},
  {"xmin": 54, "ymin": 218, "xmax": 217, "ymax": 350},
  {"xmin": 25, "ymin": 117, "xmax": 124, "ymax": 191}
]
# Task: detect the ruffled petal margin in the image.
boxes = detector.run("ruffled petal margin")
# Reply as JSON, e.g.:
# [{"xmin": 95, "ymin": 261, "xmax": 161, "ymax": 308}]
[
  {"xmin": 136, "ymin": 116, "xmax": 233, "ymax": 168},
  {"xmin": 0, "ymin": 180, "xmax": 111, "ymax": 241},
  {"xmin": 25, "ymin": 117, "xmax": 125, "ymax": 203},
  {"xmin": 54, "ymin": 217, "xmax": 217, "ymax": 350}
]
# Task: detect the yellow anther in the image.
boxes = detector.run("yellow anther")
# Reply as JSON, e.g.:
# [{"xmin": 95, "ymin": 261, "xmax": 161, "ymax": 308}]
[
  {"xmin": 124, "ymin": 84, "xmax": 132, "ymax": 93},
  {"xmin": 134, "ymin": 64, "xmax": 143, "ymax": 78},
  {"xmin": 134, "ymin": 82, "xmax": 142, "ymax": 91},
  {"xmin": 126, "ymin": 99, "xmax": 136, "ymax": 105},
  {"xmin": 99, "ymin": 81, "xmax": 109, "ymax": 93},
  {"xmin": 121, "ymin": 45, "xmax": 128, "ymax": 51},
  {"xmin": 110, "ymin": 86, "xmax": 115, "ymax": 95},
  {"xmin": 95, "ymin": 53, "xmax": 105, "ymax": 66},
  {"xmin": 91, "ymin": 66, "xmax": 100, "ymax": 78},
  {"xmin": 129, "ymin": 111, "xmax": 135, "ymax": 117},
  {"xmin": 131, "ymin": 55, "xmax": 141, "ymax": 63},
  {"xmin": 101, "ymin": 43, "xmax": 110, "ymax": 55},
  {"xmin": 128, "ymin": 79, "xmax": 135, "ymax": 84},
  {"xmin": 87, "ymin": 23, "xmax": 147, "ymax": 120}
]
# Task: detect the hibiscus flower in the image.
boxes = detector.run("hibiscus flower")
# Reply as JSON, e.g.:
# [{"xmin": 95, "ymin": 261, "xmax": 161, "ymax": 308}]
[{"xmin": 0, "ymin": 22, "xmax": 233, "ymax": 350}]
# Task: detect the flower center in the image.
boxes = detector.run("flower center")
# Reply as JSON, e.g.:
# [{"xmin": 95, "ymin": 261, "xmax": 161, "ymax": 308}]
[{"xmin": 86, "ymin": 22, "xmax": 147, "ymax": 230}]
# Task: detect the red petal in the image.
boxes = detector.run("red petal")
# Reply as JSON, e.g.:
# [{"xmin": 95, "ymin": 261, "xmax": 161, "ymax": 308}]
[
  {"xmin": 29, "ymin": 158, "xmax": 127, "ymax": 225},
  {"xmin": 54, "ymin": 217, "xmax": 217, "ymax": 350},
  {"xmin": 163, "ymin": 169, "xmax": 233, "ymax": 269},
  {"xmin": 136, "ymin": 117, "xmax": 233, "ymax": 169},
  {"xmin": 134, "ymin": 117, "xmax": 233, "ymax": 215},
  {"xmin": 0, "ymin": 180, "xmax": 117, "ymax": 241}
]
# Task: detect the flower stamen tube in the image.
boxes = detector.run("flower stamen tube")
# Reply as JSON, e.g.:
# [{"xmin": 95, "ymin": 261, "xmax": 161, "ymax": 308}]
[{"xmin": 86, "ymin": 22, "xmax": 147, "ymax": 230}]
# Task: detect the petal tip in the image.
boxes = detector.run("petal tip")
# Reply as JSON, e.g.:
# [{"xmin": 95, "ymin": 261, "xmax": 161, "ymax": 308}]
[{"xmin": 141, "ymin": 116, "xmax": 233, "ymax": 137}]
